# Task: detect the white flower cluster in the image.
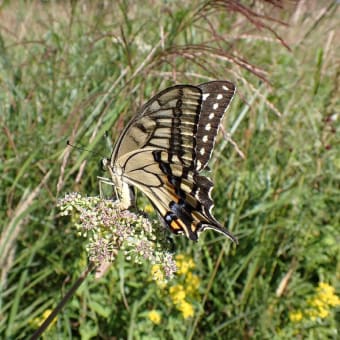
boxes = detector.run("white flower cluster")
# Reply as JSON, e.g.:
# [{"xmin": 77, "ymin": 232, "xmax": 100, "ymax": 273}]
[{"xmin": 57, "ymin": 192, "xmax": 177, "ymax": 279}]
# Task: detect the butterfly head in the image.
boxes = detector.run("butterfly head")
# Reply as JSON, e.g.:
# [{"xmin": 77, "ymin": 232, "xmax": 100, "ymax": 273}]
[{"xmin": 100, "ymin": 157, "xmax": 110, "ymax": 172}]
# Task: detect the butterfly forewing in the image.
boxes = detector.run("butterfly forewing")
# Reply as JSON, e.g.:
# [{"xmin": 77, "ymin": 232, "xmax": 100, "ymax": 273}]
[
  {"xmin": 111, "ymin": 85, "xmax": 202, "ymax": 170},
  {"xmin": 196, "ymin": 81, "xmax": 236, "ymax": 171},
  {"xmin": 106, "ymin": 81, "xmax": 237, "ymax": 242}
]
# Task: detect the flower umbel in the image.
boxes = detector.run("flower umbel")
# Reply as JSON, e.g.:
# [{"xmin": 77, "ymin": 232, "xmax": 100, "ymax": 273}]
[{"xmin": 58, "ymin": 193, "xmax": 176, "ymax": 280}]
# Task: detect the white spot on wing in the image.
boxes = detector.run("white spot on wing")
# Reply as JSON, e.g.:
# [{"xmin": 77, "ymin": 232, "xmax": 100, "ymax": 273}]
[
  {"xmin": 202, "ymin": 93, "xmax": 210, "ymax": 101},
  {"xmin": 222, "ymin": 85, "xmax": 229, "ymax": 91},
  {"xmin": 200, "ymin": 147, "xmax": 205, "ymax": 155},
  {"xmin": 209, "ymin": 113, "xmax": 214, "ymax": 119},
  {"xmin": 217, "ymin": 94, "xmax": 223, "ymax": 100},
  {"xmin": 213, "ymin": 103, "xmax": 219, "ymax": 110},
  {"xmin": 196, "ymin": 187, "xmax": 201, "ymax": 196},
  {"xmin": 205, "ymin": 123, "xmax": 211, "ymax": 131},
  {"xmin": 197, "ymin": 160, "xmax": 202, "ymax": 169},
  {"xmin": 202, "ymin": 135, "xmax": 208, "ymax": 142},
  {"xmin": 208, "ymin": 186, "xmax": 213, "ymax": 199}
]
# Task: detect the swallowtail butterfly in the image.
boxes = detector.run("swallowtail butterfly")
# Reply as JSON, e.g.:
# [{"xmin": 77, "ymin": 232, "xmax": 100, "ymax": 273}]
[{"xmin": 102, "ymin": 81, "xmax": 237, "ymax": 242}]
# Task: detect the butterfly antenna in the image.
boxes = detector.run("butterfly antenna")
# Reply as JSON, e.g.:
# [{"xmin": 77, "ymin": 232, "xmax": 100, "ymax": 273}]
[{"xmin": 66, "ymin": 140, "xmax": 106, "ymax": 159}]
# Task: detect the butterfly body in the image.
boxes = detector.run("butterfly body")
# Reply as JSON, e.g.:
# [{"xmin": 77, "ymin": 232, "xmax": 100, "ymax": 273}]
[{"xmin": 104, "ymin": 81, "xmax": 237, "ymax": 242}]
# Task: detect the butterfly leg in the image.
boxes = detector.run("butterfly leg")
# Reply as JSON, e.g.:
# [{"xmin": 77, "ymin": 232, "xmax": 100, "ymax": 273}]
[{"xmin": 98, "ymin": 176, "xmax": 115, "ymax": 199}]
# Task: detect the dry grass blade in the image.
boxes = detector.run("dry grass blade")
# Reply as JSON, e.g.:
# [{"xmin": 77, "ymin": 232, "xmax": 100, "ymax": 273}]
[
  {"xmin": 0, "ymin": 170, "xmax": 52, "ymax": 285},
  {"xmin": 196, "ymin": 0, "xmax": 291, "ymax": 49}
]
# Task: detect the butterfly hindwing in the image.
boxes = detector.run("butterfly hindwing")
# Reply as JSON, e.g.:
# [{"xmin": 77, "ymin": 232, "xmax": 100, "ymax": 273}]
[
  {"xmin": 106, "ymin": 81, "xmax": 237, "ymax": 242},
  {"xmin": 117, "ymin": 149, "xmax": 226, "ymax": 241}
]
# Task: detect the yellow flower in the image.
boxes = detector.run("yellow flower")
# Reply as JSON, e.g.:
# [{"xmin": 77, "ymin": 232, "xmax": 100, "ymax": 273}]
[
  {"xmin": 31, "ymin": 309, "xmax": 57, "ymax": 329},
  {"xmin": 169, "ymin": 284, "xmax": 186, "ymax": 304},
  {"xmin": 177, "ymin": 301, "xmax": 194, "ymax": 319},
  {"xmin": 144, "ymin": 204, "xmax": 154, "ymax": 214},
  {"xmin": 306, "ymin": 307, "xmax": 324, "ymax": 321},
  {"xmin": 148, "ymin": 310, "xmax": 161, "ymax": 325},
  {"xmin": 306, "ymin": 299, "xmax": 330, "ymax": 320},
  {"xmin": 288, "ymin": 283, "xmax": 339, "ymax": 324},
  {"xmin": 317, "ymin": 306, "xmax": 330, "ymax": 319},
  {"xmin": 185, "ymin": 272, "xmax": 200, "ymax": 295},
  {"xmin": 316, "ymin": 282, "xmax": 340, "ymax": 307},
  {"xmin": 289, "ymin": 310, "xmax": 303, "ymax": 323},
  {"xmin": 176, "ymin": 254, "xmax": 185, "ymax": 261},
  {"xmin": 151, "ymin": 264, "xmax": 167, "ymax": 288},
  {"xmin": 308, "ymin": 296, "xmax": 323, "ymax": 309},
  {"xmin": 305, "ymin": 282, "xmax": 340, "ymax": 320},
  {"xmin": 318, "ymin": 282, "xmax": 334, "ymax": 293},
  {"xmin": 175, "ymin": 254, "xmax": 195, "ymax": 275}
]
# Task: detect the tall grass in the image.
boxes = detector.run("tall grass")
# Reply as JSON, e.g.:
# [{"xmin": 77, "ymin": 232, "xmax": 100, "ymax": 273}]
[{"xmin": 0, "ymin": 1, "xmax": 339, "ymax": 339}]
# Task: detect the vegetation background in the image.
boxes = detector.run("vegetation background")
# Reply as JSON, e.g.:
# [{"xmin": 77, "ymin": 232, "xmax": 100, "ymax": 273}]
[{"xmin": 0, "ymin": 0, "xmax": 339, "ymax": 339}]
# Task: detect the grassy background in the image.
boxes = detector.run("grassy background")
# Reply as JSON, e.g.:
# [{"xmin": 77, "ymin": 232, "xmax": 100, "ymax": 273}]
[{"xmin": 1, "ymin": 1, "xmax": 339, "ymax": 339}]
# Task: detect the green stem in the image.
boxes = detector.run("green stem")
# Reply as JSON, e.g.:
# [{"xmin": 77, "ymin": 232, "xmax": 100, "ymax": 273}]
[{"xmin": 29, "ymin": 262, "xmax": 97, "ymax": 340}]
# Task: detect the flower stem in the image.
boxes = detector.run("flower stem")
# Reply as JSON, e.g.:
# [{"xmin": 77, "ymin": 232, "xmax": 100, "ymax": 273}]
[{"xmin": 29, "ymin": 262, "xmax": 97, "ymax": 340}]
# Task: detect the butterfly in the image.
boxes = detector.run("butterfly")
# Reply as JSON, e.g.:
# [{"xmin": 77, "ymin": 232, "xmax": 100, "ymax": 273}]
[{"xmin": 102, "ymin": 81, "xmax": 237, "ymax": 242}]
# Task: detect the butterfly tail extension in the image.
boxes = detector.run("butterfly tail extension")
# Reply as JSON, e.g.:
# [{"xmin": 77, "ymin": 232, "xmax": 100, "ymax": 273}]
[
  {"xmin": 197, "ymin": 223, "xmax": 238, "ymax": 244},
  {"xmin": 191, "ymin": 175, "xmax": 238, "ymax": 243}
]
